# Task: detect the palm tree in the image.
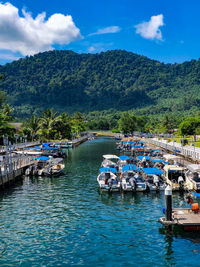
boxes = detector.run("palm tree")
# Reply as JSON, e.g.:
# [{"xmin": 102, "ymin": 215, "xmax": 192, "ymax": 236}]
[
  {"xmin": 39, "ymin": 109, "xmax": 59, "ymax": 139},
  {"xmin": 27, "ymin": 115, "xmax": 40, "ymax": 140}
]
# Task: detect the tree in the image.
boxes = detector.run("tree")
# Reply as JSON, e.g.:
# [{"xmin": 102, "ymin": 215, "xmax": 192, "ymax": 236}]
[
  {"xmin": 39, "ymin": 109, "xmax": 59, "ymax": 139},
  {"xmin": 118, "ymin": 112, "xmax": 137, "ymax": 134}
]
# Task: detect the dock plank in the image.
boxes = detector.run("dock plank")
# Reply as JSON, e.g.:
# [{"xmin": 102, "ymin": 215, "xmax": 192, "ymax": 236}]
[{"xmin": 173, "ymin": 209, "xmax": 200, "ymax": 225}]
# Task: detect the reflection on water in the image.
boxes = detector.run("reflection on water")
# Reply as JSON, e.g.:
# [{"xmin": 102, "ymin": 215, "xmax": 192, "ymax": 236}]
[{"xmin": 0, "ymin": 137, "xmax": 199, "ymax": 266}]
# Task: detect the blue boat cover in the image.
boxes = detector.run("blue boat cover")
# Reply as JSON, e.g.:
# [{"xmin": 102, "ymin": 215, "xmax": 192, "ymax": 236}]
[
  {"xmin": 25, "ymin": 146, "xmax": 41, "ymax": 150},
  {"xmin": 122, "ymin": 164, "xmax": 141, "ymax": 172},
  {"xmin": 152, "ymin": 149, "xmax": 160, "ymax": 151},
  {"xmin": 142, "ymin": 168, "xmax": 163, "ymax": 175},
  {"xmin": 192, "ymin": 192, "xmax": 200, "ymax": 198},
  {"xmin": 43, "ymin": 147, "xmax": 58, "ymax": 150},
  {"xmin": 119, "ymin": 155, "xmax": 133, "ymax": 161},
  {"xmin": 152, "ymin": 159, "xmax": 173, "ymax": 165},
  {"xmin": 131, "ymin": 145, "xmax": 143, "ymax": 148},
  {"xmin": 42, "ymin": 143, "xmax": 50, "ymax": 147},
  {"xmin": 100, "ymin": 167, "xmax": 117, "ymax": 173},
  {"xmin": 35, "ymin": 156, "xmax": 50, "ymax": 161},
  {"xmin": 137, "ymin": 156, "xmax": 151, "ymax": 161}
]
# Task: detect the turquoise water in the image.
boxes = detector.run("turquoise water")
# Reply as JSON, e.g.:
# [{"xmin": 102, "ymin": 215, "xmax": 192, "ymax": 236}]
[{"xmin": 0, "ymin": 137, "xmax": 200, "ymax": 266}]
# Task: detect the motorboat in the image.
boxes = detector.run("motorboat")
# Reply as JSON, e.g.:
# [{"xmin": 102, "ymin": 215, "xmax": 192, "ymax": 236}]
[
  {"xmin": 121, "ymin": 164, "xmax": 147, "ymax": 192},
  {"xmin": 163, "ymin": 165, "xmax": 186, "ymax": 191},
  {"xmin": 185, "ymin": 164, "xmax": 200, "ymax": 191},
  {"xmin": 42, "ymin": 157, "xmax": 65, "ymax": 176},
  {"xmin": 97, "ymin": 167, "xmax": 121, "ymax": 192},
  {"xmin": 101, "ymin": 154, "xmax": 119, "ymax": 169},
  {"xmin": 118, "ymin": 155, "xmax": 135, "ymax": 172},
  {"xmin": 142, "ymin": 167, "xmax": 166, "ymax": 191},
  {"xmin": 137, "ymin": 155, "xmax": 152, "ymax": 168}
]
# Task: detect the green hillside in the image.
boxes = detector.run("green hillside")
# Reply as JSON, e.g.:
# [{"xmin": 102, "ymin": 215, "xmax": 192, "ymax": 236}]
[{"xmin": 1, "ymin": 49, "xmax": 200, "ymax": 117}]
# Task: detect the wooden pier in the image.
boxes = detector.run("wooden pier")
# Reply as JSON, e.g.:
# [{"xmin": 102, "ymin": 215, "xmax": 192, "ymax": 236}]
[
  {"xmin": 69, "ymin": 135, "xmax": 89, "ymax": 148},
  {"xmin": 0, "ymin": 154, "xmax": 37, "ymax": 188},
  {"xmin": 159, "ymin": 208, "xmax": 200, "ymax": 231}
]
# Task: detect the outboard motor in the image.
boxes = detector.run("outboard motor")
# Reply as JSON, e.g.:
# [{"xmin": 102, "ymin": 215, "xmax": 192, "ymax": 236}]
[
  {"xmin": 153, "ymin": 175, "xmax": 160, "ymax": 191},
  {"xmin": 129, "ymin": 177, "xmax": 137, "ymax": 191},
  {"xmin": 108, "ymin": 178, "xmax": 113, "ymax": 191},
  {"xmin": 178, "ymin": 176, "xmax": 184, "ymax": 190}
]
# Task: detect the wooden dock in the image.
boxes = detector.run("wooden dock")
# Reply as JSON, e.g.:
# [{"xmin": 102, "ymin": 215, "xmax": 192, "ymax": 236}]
[
  {"xmin": 0, "ymin": 154, "xmax": 37, "ymax": 188},
  {"xmin": 159, "ymin": 208, "xmax": 200, "ymax": 231}
]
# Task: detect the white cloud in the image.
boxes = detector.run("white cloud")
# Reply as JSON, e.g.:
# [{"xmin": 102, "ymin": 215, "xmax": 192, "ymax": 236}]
[
  {"xmin": 135, "ymin": 14, "xmax": 164, "ymax": 40},
  {"xmin": 89, "ymin": 26, "xmax": 120, "ymax": 36},
  {"xmin": 0, "ymin": 2, "xmax": 82, "ymax": 56}
]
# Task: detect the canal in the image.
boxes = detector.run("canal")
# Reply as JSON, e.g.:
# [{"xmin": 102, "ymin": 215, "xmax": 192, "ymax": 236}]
[{"xmin": 0, "ymin": 137, "xmax": 200, "ymax": 266}]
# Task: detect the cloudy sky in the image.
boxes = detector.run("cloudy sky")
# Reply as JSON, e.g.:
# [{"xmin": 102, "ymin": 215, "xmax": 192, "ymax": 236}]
[{"xmin": 0, "ymin": 0, "xmax": 199, "ymax": 64}]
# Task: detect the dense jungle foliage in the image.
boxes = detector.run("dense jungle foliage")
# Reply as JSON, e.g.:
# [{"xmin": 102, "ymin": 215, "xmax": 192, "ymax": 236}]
[{"xmin": 1, "ymin": 49, "xmax": 200, "ymax": 118}]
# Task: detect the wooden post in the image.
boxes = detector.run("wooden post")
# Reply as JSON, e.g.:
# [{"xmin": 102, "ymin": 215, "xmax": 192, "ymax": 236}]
[{"xmin": 165, "ymin": 185, "xmax": 172, "ymax": 221}]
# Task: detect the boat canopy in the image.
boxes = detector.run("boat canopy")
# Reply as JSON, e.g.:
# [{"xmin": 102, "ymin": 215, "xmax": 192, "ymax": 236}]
[
  {"xmin": 192, "ymin": 192, "xmax": 200, "ymax": 198},
  {"xmin": 103, "ymin": 154, "xmax": 119, "ymax": 160},
  {"xmin": 122, "ymin": 164, "xmax": 141, "ymax": 172},
  {"xmin": 131, "ymin": 145, "xmax": 143, "ymax": 148},
  {"xmin": 119, "ymin": 155, "xmax": 133, "ymax": 161},
  {"xmin": 137, "ymin": 156, "xmax": 151, "ymax": 161},
  {"xmin": 25, "ymin": 146, "xmax": 41, "ymax": 150},
  {"xmin": 100, "ymin": 167, "xmax": 117, "ymax": 173},
  {"xmin": 35, "ymin": 156, "xmax": 50, "ymax": 161},
  {"xmin": 142, "ymin": 168, "xmax": 163, "ymax": 175},
  {"xmin": 152, "ymin": 159, "xmax": 173, "ymax": 165},
  {"xmin": 187, "ymin": 164, "xmax": 200, "ymax": 172}
]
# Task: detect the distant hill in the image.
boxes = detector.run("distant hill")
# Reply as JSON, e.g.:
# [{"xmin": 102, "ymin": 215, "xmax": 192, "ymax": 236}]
[{"xmin": 0, "ymin": 49, "xmax": 200, "ymax": 117}]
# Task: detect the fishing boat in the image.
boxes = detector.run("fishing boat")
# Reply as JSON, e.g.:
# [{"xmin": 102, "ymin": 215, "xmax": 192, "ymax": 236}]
[
  {"xmin": 163, "ymin": 165, "xmax": 186, "ymax": 191},
  {"xmin": 97, "ymin": 167, "xmax": 121, "ymax": 192},
  {"xmin": 142, "ymin": 167, "xmax": 166, "ymax": 191},
  {"xmin": 185, "ymin": 164, "xmax": 200, "ymax": 191},
  {"xmin": 121, "ymin": 164, "xmax": 147, "ymax": 192}
]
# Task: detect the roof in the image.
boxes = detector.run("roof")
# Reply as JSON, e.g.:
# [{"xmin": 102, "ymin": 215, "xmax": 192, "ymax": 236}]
[
  {"xmin": 100, "ymin": 167, "xmax": 117, "ymax": 173},
  {"xmin": 187, "ymin": 164, "xmax": 200, "ymax": 172},
  {"xmin": 122, "ymin": 164, "xmax": 141, "ymax": 172},
  {"xmin": 163, "ymin": 165, "xmax": 185, "ymax": 171},
  {"xmin": 142, "ymin": 168, "xmax": 163, "ymax": 175}
]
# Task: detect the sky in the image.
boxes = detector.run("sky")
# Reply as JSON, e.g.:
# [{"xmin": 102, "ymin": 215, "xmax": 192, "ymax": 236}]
[{"xmin": 0, "ymin": 0, "xmax": 200, "ymax": 64}]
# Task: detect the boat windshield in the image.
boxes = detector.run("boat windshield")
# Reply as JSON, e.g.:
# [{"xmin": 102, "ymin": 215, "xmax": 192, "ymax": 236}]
[{"xmin": 168, "ymin": 170, "xmax": 185, "ymax": 182}]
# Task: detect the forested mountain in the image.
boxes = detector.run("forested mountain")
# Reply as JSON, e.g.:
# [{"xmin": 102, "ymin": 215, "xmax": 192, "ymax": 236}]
[{"xmin": 1, "ymin": 49, "xmax": 200, "ymax": 117}]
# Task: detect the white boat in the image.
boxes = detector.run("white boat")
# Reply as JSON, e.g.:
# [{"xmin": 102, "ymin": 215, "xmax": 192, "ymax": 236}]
[
  {"xmin": 163, "ymin": 165, "xmax": 186, "ymax": 191},
  {"xmin": 42, "ymin": 158, "xmax": 65, "ymax": 176},
  {"xmin": 97, "ymin": 167, "xmax": 121, "ymax": 192},
  {"xmin": 121, "ymin": 164, "xmax": 147, "ymax": 192},
  {"xmin": 142, "ymin": 167, "xmax": 166, "ymax": 191},
  {"xmin": 101, "ymin": 154, "xmax": 119, "ymax": 169},
  {"xmin": 185, "ymin": 164, "xmax": 200, "ymax": 191}
]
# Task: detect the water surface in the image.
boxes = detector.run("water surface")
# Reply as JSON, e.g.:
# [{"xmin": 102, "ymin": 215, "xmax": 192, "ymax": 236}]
[{"xmin": 0, "ymin": 137, "xmax": 199, "ymax": 266}]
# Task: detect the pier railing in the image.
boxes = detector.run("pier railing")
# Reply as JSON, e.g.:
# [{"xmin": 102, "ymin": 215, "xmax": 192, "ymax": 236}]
[
  {"xmin": 0, "ymin": 154, "xmax": 37, "ymax": 186},
  {"xmin": 0, "ymin": 141, "xmax": 40, "ymax": 154},
  {"xmin": 147, "ymin": 138, "xmax": 200, "ymax": 161}
]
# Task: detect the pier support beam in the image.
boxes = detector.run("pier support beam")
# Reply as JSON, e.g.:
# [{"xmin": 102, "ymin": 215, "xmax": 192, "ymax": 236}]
[{"xmin": 165, "ymin": 185, "xmax": 172, "ymax": 221}]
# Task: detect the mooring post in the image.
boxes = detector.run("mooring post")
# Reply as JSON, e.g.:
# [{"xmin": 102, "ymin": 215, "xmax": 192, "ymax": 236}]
[{"xmin": 165, "ymin": 185, "xmax": 172, "ymax": 221}]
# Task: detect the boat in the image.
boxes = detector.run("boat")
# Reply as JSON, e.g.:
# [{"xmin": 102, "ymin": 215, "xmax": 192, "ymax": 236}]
[
  {"xmin": 121, "ymin": 164, "xmax": 147, "ymax": 192},
  {"xmin": 42, "ymin": 157, "xmax": 65, "ymax": 176},
  {"xmin": 163, "ymin": 165, "xmax": 186, "ymax": 191},
  {"xmin": 26, "ymin": 156, "xmax": 65, "ymax": 176},
  {"xmin": 101, "ymin": 154, "xmax": 119, "ymax": 169},
  {"xmin": 137, "ymin": 155, "xmax": 152, "ymax": 168},
  {"xmin": 97, "ymin": 167, "xmax": 121, "ymax": 192},
  {"xmin": 118, "ymin": 155, "xmax": 135, "ymax": 172},
  {"xmin": 142, "ymin": 167, "xmax": 166, "ymax": 191},
  {"xmin": 185, "ymin": 164, "xmax": 200, "ymax": 191}
]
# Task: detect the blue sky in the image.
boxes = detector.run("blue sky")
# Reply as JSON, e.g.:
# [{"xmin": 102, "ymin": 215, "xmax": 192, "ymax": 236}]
[{"xmin": 0, "ymin": 0, "xmax": 200, "ymax": 64}]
